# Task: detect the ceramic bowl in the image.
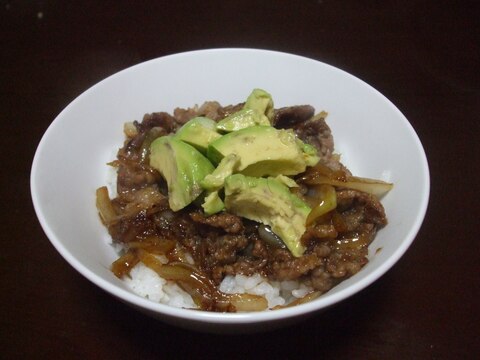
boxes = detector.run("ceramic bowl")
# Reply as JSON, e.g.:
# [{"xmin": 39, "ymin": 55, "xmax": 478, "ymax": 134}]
[{"xmin": 31, "ymin": 48, "xmax": 429, "ymax": 333}]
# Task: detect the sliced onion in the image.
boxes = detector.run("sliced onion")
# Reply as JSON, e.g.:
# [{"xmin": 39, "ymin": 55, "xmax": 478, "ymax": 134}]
[
  {"xmin": 304, "ymin": 175, "xmax": 393, "ymax": 197},
  {"xmin": 303, "ymin": 162, "xmax": 348, "ymax": 181},
  {"xmin": 123, "ymin": 121, "xmax": 138, "ymax": 138},
  {"xmin": 96, "ymin": 186, "xmax": 118, "ymax": 224},
  {"xmin": 121, "ymin": 186, "xmax": 166, "ymax": 219},
  {"xmin": 334, "ymin": 232, "xmax": 371, "ymax": 251},
  {"xmin": 273, "ymin": 291, "xmax": 322, "ymax": 309},
  {"xmin": 306, "ymin": 185, "xmax": 337, "ymax": 226},
  {"xmin": 139, "ymin": 252, "xmax": 212, "ymax": 291},
  {"xmin": 289, "ymin": 291, "xmax": 322, "ymax": 306},
  {"xmin": 126, "ymin": 236, "xmax": 176, "ymax": 254},
  {"xmin": 111, "ymin": 250, "xmax": 140, "ymax": 278},
  {"xmin": 139, "ymin": 127, "xmax": 164, "ymax": 163},
  {"xmin": 159, "ymin": 209, "xmax": 175, "ymax": 220},
  {"xmin": 226, "ymin": 293, "xmax": 268, "ymax": 312},
  {"xmin": 301, "ymin": 161, "xmax": 393, "ymax": 197},
  {"xmin": 258, "ymin": 224, "xmax": 286, "ymax": 248}
]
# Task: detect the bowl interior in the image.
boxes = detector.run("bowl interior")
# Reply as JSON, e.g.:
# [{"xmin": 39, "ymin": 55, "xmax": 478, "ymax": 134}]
[{"xmin": 31, "ymin": 49, "xmax": 429, "ymax": 327}]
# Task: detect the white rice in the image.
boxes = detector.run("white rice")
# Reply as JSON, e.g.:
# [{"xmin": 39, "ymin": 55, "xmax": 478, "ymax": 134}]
[
  {"xmin": 124, "ymin": 262, "xmax": 197, "ymax": 309},
  {"xmin": 123, "ymin": 261, "xmax": 313, "ymax": 311}
]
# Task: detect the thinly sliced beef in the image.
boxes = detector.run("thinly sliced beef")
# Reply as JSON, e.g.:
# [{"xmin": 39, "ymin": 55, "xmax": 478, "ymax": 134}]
[
  {"xmin": 141, "ymin": 112, "xmax": 179, "ymax": 133},
  {"xmin": 173, "ymin": 101, "xmax": 244, "ymax": 124},
  {"xmin": 273, "ymin": 105, "xmax": 315, "ymax": 128},
  {"xmin": 215, "ymin": 103, "xmax": 244, "ymax": 119},
  {"xmin": 115, "ymin": 157, "xmax": 162, "ymax": 195},
  {"xmin": 336, "ymin": 189, "xmax": 387, "ymax": 227},
  {"xmin": 294, "ymin": 115, "xmax": 334, "ymax": 158},
  {"xmin": 268, "ymin": 248, "xmax": 322, "ymax": 280},
  {"xmin": 189, "ymin": 211, "xmax": 244, "ymax": 234}
]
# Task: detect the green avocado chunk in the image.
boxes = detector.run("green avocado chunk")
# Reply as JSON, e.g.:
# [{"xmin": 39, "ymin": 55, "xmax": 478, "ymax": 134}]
[
  {"xmin": 216, "ymin": 89, "xmax": 274, "ymax": 132},
  {"xmin": 150, "ymin": 135, "xmax": 214, "ymax": 211},
  {"xmin": 201, "ymin": 153, "xmax": 240, "ymax": 191},
  {"xmin": 202, "ymin": 190, "xmax": 225, "ymax": 215},
  {"xmin": 271, "ymin": 174, "xmax": 299, "ymax": 188},
  {"xmin": 174, "ymin": 117, "xmax": 221, "ymax": 154},
  {"xmin": 216, "ymin": 108, "xmax": 270, "ymax": 132},
  {"xmin": 244, "ymin": 88, "xmax": 274, "ymax": 119},
  {"xmin": 299, "ymin": 141, "xmax": 320, "ymax": 167},
  {"xmin": 224, "ymin": 174, "xmax": 311, "ymax": 257},
  {"xmin": 206, "ymin": 126, "xmax": 309, "ymax": 177}
]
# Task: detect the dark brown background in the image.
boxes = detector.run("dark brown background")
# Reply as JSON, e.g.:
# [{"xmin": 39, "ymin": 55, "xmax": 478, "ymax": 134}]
[{"xmin": 1, "ymin": 1, "xmax": 479, "ymax": 359}]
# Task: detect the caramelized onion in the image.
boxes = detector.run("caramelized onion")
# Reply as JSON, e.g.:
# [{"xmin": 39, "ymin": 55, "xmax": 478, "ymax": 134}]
[
  {"xmin": 96, "ymin": 186, "xmax": 118, "ymax": 224},
  {"xmin": 333, "ymin": 232, "xmax": 371, "ymax": 251},
  {"xmin": 301, "ymin": 161, "xmax": 392, "ymax": 197},
  {"xmin": 139, "ymin": 127, "xmax": 164, "ymax": 163},
  {"xmin": 305, "ymin": 184, "xmax": 337, "ymax": 226},
  {"xmin": 303, "ymin": 162, "xmax": 348, "ymax": 182},
  {"xmin": 111, "ymin": 250, "xmax": 140, "ymax": 278},
  {"xmin": 304, "ymin": 174, "xmax": 393, "ymax": 197},
  {"xmin": 120, "ymin": 186, "xmax": 166, "ymax": 219},
  {"xmin": 123, "ymin": 122, "xmax": 138, "ymax": 138},
  {"xmin": 126, "ymin": 236, "xmax": 176, "ymax": 254},
  {"xmin": 139, "ymin": 252, "xmax": 213, "ymax": 291},
  {"xmin": 226, "ymin": 293, "xmax": 268, "ymax": 312},
  {"xmin": 258, "ymin": 224, "xmax": 286, "ymax": 248},
  {"xmin": 273, "ymin": 291, "xmax": 322, "ymax": 309}
]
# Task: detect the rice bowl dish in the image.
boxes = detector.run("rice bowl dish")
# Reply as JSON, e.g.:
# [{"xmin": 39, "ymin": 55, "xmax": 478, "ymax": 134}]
[{"xmin": 30, "ymin": 49, "xmax": 429, "ymax": 332}]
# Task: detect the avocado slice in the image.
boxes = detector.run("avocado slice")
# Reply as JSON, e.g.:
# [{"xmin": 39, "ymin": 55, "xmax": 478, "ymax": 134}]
[
  {"xmin": 174, "ymin": 117, "xmax": 221, "ymax": 154},
  {"xmin": 150, "ymin": 135, "xmax": 214, "ymax": 211},
  {"xmin": 201, "ymin": 153, "xmax": 240, "ymax": 191},
  {"xmin": 216, "ymin": 108, "xmax": 270, "ymax": 132},
  {"xmin": 202, "ymin": 190, "xmax": 225, "ymax": 215},
  {"xmin": 224, "ymin": 174, "xmax": 311, "ymax": 257},
  {"xmin": 299, "ymin": 141, "xmax": 320, "ymax": 167},
  {"xmin": 271, "ymin": 174, "xmax": 299, "ymax": 188},
  {"xmin": 216, "ymin": 89, "xmax": 274, "ymax": 132},
  {"xmin": 207, "ymin": 126, "xmax": 308, "ymax": 177},
  {"xmin": 244, "ymin": 88, "xmax": 274, "ymax": 121}
]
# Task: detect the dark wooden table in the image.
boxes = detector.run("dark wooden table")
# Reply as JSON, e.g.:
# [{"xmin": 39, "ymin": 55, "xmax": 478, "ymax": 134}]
[{"xmin": 2, "ymin": 1, "xmax": 479, "ymax": 358}]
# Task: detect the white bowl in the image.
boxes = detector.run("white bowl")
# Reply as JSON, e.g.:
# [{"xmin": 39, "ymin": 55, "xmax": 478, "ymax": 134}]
[{"xmin": 31, "ymin": 48, "xmax": 429, "ymax": 333}]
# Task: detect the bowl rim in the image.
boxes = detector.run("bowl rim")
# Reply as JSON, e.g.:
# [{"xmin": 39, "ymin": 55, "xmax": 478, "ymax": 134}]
[{"xmin": 30, "ymin": 47, "xmax": 430, "ymax": 324}]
